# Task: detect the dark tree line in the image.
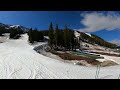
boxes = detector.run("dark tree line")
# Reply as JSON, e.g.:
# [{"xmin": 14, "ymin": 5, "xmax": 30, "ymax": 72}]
[
  {"xmin": 41, "ymin": 30, "xmax": 49, "ymax": 36},
  {"xmin": 28, "ymin": 28, "xmax": 44, "ymax": 43},
  {"xmin": 0, "ymin": 26, "xmax": 24, "ymax": 39},
  {"xmin": 0, "ymin": 26, "xmax": 10, "ymax": 36},
  {"xmin": 0, "ymin": 27, "xmax": 5, "ymax": 36},
  {"xmin": 9, "ymin": 28, "xmax": 24, "ymax": 39},
  {"xmin": 48, "ymin": 22, "xmax": 79, "ymax": 51}
]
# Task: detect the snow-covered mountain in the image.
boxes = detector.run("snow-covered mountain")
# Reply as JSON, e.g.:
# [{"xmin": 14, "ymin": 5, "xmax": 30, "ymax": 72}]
[
  {"xmin": 9, "ymin": 25, "xmax": 29, "ymax": 31},
  {"xmin": 0, "ymin": 23, "xmax": 29, "ymax": 31}
]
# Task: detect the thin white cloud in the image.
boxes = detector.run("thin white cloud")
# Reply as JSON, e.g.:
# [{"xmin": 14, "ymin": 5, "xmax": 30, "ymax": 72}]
[
  {"xmin": 110, "ymin": 39, "xmax": 120, "ymax": 46},
  {"xmin": 79, "ymin": 12, "xmax": 120, "ymax": 32}
]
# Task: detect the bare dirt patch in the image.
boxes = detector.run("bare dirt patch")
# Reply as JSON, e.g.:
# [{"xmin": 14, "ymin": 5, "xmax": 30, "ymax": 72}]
[
  {"xmin": 50, "ymin": 50, "xmax": 118, "ymax": 67},
  {"xmin": 51, "ymin": 51, "xmax": 101, "ymax": 65}
]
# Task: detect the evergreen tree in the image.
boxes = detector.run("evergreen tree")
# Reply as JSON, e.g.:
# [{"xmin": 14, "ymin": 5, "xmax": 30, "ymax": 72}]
[
  {"xmin": 55, "ymin": 24, "xmax": 59, "ymax": 47},
  {"xmin": 64, "ymin": 25, "xmax": 68, "ymax": 50},
  {"xmin": 64, "ymin": 25, "xmax": 71, "ymax": 50},
  {"xmin": 0, "ymin": 26, "xmax": 6, "ymax": 36},
  {"xmin": 59, "ymin": 30, "xmax": 64, "ymax": 48},
  {"xmin": 69, "ymin": 30, "xmax": 76, "ymax": 50},
  {"xmin": 48, "ymin": 22, "xmax": 54, "ymax": 47},
  {"xmin": 9, "ymin": 28, "xmax": 17, "ymax": 39},
  {"xmin": 38, "ymin": 31, "xmax": 44, "ymax": 41},
  {"xmin": 33, "ymin": 28, "xmax": 39, "ymax": 41},
  {"xmin": 28, "ymin": 28, "xmax": 33, "ymax": 43}
]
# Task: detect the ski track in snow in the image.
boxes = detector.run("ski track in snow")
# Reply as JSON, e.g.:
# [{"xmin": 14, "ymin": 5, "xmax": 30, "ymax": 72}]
[{"xmin": 0, "ymin": 34, "xmax": 120, "ymax": 79}]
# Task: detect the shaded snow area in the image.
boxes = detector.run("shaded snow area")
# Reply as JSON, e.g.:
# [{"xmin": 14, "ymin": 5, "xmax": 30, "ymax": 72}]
[
  {"xmin": 0, "ymin": 33, "xmax": 9, "ymax": 43},
  {"xmin": 0, "ymin": 34, "xmax": 120, "ymax": 79}
]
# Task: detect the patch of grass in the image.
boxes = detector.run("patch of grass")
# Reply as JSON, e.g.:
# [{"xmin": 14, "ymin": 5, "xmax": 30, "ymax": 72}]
[
  {"xmin": 51, "ymin": 50, "xmax": 101, "ymax": 65},
  {"xmin": 71, "ymin": 51, "xmax": 104, "ymax": 60}
]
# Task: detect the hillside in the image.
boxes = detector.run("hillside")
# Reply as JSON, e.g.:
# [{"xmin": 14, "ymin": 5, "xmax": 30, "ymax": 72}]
[{"xmin": 75, "ymin": 31, "xmax": 117, "ymax": 49}]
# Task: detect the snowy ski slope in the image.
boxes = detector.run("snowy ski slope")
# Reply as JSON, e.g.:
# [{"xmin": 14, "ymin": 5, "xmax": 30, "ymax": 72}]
[{"xmin": 0, "ymin": 34, "xmax": 120, "ymax": 79}]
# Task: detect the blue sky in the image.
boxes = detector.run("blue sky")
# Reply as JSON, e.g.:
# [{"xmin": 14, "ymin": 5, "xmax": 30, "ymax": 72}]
[
  {"xmin": 0, "ymin": 11, "xmax": 120, "ymax": 45},
  {"xmin": 0, "ymin": 11, "xmax": 84, "ymax": 30}
]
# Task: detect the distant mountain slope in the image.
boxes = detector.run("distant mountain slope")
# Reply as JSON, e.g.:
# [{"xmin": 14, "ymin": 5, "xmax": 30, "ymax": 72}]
[
  {"xmin": 75, "ymin": 31, "xmax": 117, "ymax": 48},
  {"xmin": 91, "ymin": 30, "xmax": 120, "ymax": 46}
]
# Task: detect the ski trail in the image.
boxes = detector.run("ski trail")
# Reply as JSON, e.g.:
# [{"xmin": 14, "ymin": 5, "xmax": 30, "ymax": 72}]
[
  {"xmin": 34, "ymin": 44, "xmax": 70, "ymax": 79},
  {"xmin": 99, "ymin": 75, "xmax": 113, "ymax": 79},
  {"xmin": 15, "ymin": 53, "xmax": 59, "ymax": 79},
  {"xmin": 8, "ymin": 67, "xmax": 22, "ymax": 79}
]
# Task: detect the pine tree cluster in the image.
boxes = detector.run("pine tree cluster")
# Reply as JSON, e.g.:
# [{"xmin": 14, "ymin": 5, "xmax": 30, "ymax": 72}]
[
  {"xmin": 0, "ymin": 26, "xmax": 10, "ymax": 36},
  {"xmin": 9, "ymin": 28, "xmax": 24, "ymax": 39},
  {"xmin": 48, "ymin": 22, "xmax": 79, "ymax": 51},
  {"xmin": 28, "ymin": 28, "xmax": 44, "ymax": 43}
]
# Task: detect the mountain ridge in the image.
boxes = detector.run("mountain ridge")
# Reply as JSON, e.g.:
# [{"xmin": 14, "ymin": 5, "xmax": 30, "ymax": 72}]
[
  {"xmin": 74, "ymin": 30, "xmax": 117, "ymax": 48},
  {"xmin": 0, "ymin": 22, "xmax": 29, "ymax": 31}
]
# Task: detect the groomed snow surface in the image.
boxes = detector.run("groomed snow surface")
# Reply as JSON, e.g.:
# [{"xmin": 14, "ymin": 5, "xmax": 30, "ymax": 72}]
[{"xmin": 0, "ymin": 34, "xmax": 120, "ymax": 79}]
